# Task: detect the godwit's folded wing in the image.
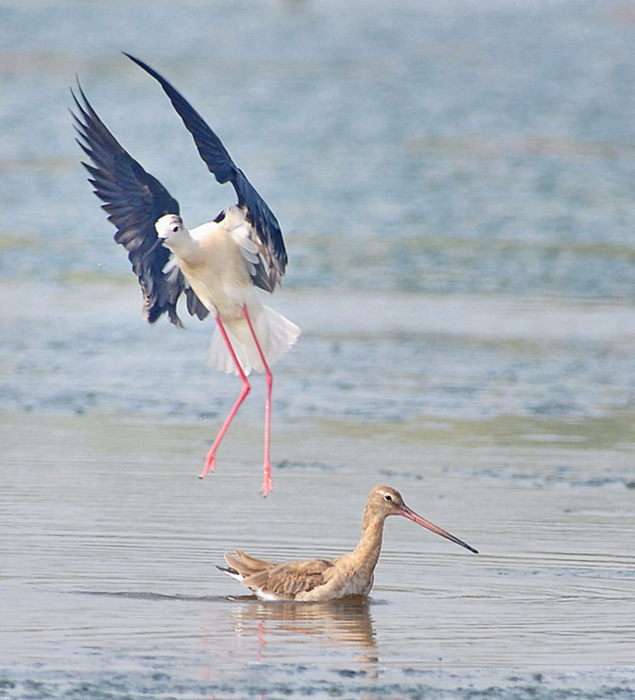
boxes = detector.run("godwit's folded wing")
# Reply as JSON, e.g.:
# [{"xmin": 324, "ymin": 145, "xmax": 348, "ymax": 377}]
[
  {"xmin": 246, "ymin": 558, "xmax": 335, "ymax": 599},
  {"xmin": 223, "ymin": 549, "xmax": 276, "ymax": 577},
  {"xmin": 71, "ymin": 83, "xmax": 209, "ymax": 326},
  {"xmin": 124, "ymin": 53, "xmax": 287, "ymax": 293}
]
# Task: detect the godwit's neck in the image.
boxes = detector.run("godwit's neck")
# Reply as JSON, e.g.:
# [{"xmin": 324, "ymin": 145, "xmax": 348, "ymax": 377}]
[{"xmin": 345, "ymin": 505, "xmax": 388, "ymax": 572}]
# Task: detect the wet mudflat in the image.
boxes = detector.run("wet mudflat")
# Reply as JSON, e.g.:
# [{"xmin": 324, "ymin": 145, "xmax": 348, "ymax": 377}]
[{"xmin": 1, "ymin": 398, "xmax": 635, "ymax": 698}]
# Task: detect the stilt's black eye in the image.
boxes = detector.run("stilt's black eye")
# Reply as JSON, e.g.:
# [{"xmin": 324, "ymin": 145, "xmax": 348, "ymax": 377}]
[
  {"xmin": 171, "ymin": 225, "xmax": 179, "ymax": 233},
  {"xmin": 384, "ymin": 494, "xmax": 393, "ymax": 502}
]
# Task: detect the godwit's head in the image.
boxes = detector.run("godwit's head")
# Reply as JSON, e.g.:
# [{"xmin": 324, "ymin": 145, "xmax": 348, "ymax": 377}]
[
  {"xmin": 367, "ymin": 485, "xmax": 406, "ymax": 518},
  {"xmin": 155, "ymin": 214, "xmax": 187, "ymax": 244},
  {"xmin": 366, "ymin": 485, "xmax": 479, "ymax": 554}
]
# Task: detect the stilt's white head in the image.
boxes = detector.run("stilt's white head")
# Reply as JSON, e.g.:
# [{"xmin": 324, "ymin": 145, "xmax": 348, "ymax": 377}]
[{"xmin": 155, "ymin": 214, "xmax": 187, "ymax": 245}]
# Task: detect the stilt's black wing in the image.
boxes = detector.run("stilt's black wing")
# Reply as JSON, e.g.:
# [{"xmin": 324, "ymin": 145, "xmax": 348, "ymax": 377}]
[
  {"xmin": 124, "ymin": 53, "xmax": 288, "ymax": 293},
  {"xmin": 71, "ymin": 83, "xmax": 209, "ymax": 325}
]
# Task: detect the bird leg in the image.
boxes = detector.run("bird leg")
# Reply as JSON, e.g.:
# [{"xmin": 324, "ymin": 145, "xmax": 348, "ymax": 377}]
[
  {"xmin": 242, "ymin": 304, "xmax": 274, "ymax": 497},
  {"xmin": 200, "ymin": 316, "xmax": 250, "ymax": 479}
]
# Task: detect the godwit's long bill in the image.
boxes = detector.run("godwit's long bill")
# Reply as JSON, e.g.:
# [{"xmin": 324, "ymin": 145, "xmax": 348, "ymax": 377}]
[
  {"xmin": 71, "ymin": 54, "xmax": 300, "ymax": 496},
  {"xmin": 219, "ymin": 485, "xmax": 478, "ymax": 601}
]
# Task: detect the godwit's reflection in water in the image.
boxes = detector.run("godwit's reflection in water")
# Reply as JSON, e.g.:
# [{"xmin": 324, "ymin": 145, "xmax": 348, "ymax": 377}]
[{"xmin": 229, "ymin": 596, "xmax": 379, "ymax": 665}]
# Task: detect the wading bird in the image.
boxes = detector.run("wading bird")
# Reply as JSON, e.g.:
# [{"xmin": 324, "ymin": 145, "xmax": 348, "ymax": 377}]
[
  {"xmin": 219, "ymin": 485, "xmax": 478, "ymax": 601},
  {"xmin": 71, "ymin": 54, "xmax": 300, "ymax": 496}
]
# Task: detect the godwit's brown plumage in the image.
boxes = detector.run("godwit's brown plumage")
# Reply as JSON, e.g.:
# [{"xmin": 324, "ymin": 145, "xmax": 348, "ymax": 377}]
[{"xmin": 219, "ymin": 486, "xmax": 478, "ymax": 601}]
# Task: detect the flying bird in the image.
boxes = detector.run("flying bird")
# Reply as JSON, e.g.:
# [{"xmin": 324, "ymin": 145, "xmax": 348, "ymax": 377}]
[
  {"xmin": 71, "ymin": 54, "xmax": 300, "ymax": 496},
  {"xmin": 219, "ymin": 485, "xmax": 478, "ymax": 601}
]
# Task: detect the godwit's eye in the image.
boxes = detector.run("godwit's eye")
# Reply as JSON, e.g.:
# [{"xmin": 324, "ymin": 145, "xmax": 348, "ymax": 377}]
[{"xmin": 384, "ymin": 494, "xmax": 393, "ymax": 502}]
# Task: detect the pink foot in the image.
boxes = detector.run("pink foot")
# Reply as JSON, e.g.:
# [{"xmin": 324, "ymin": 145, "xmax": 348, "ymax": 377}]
[
  {"xmin": 199, "ymin": 450, "xmax": 216, "ymax": 479},
  {"xmin": 260, "ymin": 465, "xmax": 273, "ymax": 497}
]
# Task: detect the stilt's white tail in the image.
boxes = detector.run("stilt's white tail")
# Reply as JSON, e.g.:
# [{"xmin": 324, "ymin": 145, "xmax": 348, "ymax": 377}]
[{"xmin": 207, "ymin": 306, "xmax": 301, "ymax": 376}]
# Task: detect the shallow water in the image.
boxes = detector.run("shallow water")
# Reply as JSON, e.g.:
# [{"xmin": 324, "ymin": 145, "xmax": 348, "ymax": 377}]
[
  {"xmin": 1, "ymin": 0, "xmax": 635, "ymax": 698},
  {"xmin": 2, "ymin": 409, "xmax": 635, "ymax": 697}
]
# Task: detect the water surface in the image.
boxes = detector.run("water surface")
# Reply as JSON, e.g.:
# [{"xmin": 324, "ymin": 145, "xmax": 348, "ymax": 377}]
[{"xmin": 1, "ymin": 0, "xmax": 635, "ymax": 698}]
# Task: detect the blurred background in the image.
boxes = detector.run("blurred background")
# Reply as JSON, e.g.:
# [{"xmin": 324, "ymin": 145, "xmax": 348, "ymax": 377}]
[
  {"xmin": 1, "ymin": 1, "xmax": 635, "ymax": 698},
  {"xmin": 1, "ymin": 0, "xmax": 635, "ymax": 423}
]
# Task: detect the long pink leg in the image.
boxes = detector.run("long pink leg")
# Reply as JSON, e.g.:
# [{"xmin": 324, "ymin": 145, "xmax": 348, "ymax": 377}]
[
  {"xmin": 200, "ymin": 316, "xmax": 250, "ymax": 479},
  {"xmin": 242, "ymin": 305, "xmax": 274, "ymax": 497}
]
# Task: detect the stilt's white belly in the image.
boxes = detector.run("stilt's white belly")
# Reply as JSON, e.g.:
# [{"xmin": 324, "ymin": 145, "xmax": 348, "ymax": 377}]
[
  {"xmin": 165, "ymin": 221, "xmax": 300, "ymax": 375},
  {"xmin": 177, "ymin": 223, "xmax": 259, "ymax": 322}
]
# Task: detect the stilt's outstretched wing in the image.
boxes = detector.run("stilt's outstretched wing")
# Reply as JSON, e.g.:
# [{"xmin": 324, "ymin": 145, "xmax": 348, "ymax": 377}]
[
  {"xmin": 124, "ymin": 53, "xmax": 288, "ymax": 293},
  {"xmin": 71, "ymin": 83, "xmax": 209, "ymax": 326}
]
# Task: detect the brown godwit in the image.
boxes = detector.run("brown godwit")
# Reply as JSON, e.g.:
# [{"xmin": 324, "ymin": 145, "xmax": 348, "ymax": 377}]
[
  {"xmin": 219, "ymin": 485, "xmax": 478, "ymax": 601},
  {"xmin": 71, "ymin": 54, "xmax": 300, "ymax": 496}
]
